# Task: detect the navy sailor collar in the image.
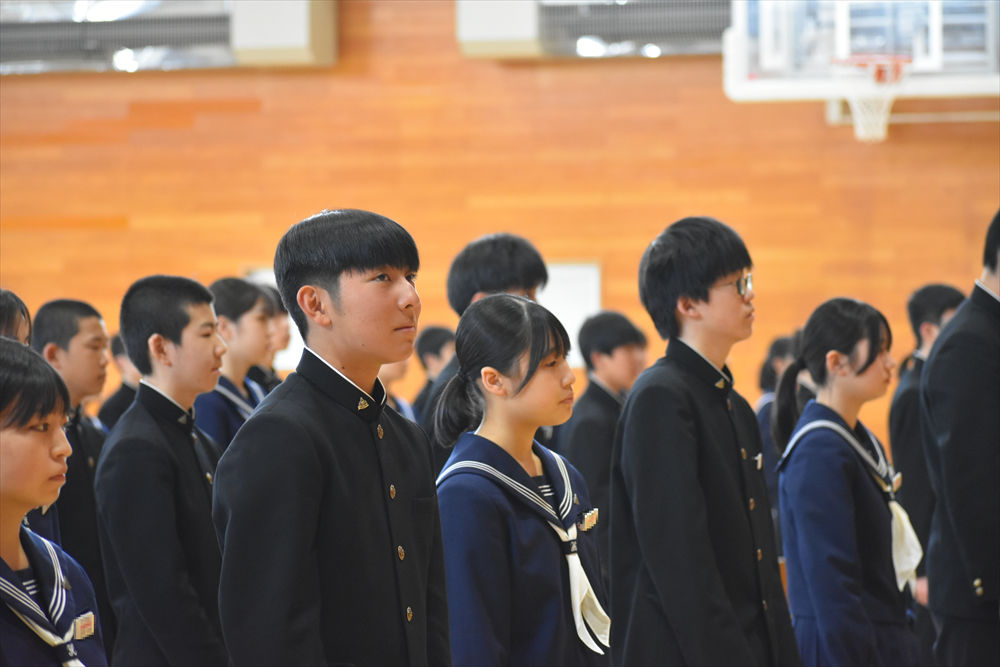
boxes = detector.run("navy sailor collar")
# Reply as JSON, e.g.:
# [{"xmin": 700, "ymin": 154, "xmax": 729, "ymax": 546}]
[
  {"xmin": 437, "ymin": 432, "xmax": 578, "ymax": 530},
  {"xmin": 0, "ymin": 527, "xmax": 76, "ymax": 646},
  {"xmin": 296, "ymin": 348, "xmax": 387, "ymax": 424}
]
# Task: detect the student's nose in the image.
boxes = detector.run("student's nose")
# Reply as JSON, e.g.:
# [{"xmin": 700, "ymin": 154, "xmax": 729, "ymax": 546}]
[
  {"xmin": 53, "ymin": 428, "xmax": 72, "ymax": 461},
  {"xmin": 399, "ymin": 279, "xmax": 420, "ymax": 311},
  {"xmin": 561, "ymin": 360, "xmax": 575, "ymax": 387},
  {"xmin": 215, "ymin": 333, "xmax": 228, "ymax": 357},
  {"xmin": 99, "ymin": 348, "xmax": 110, "ymax": 367}
]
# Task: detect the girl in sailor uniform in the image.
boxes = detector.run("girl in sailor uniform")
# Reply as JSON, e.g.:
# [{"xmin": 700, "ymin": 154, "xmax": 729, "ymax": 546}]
[
  {"xmin": 0, "ymin": 338, "xmax": 108, "ymax": 666},
  {"xmin": 773, "ymin": 299, "xmax": 921, "ymax": 667},
  {"xmin": 194, "ymin": 278, "xmax": 272, "ymax": 450},
  {"xmin": 434, "ymin": 294, "xmax": 611, "ymax": 667}
]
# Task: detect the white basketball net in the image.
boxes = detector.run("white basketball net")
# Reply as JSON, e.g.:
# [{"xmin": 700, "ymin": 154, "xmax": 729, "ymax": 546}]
[{"xmin": 842, "ymin": 60, "xmax": 908, "ymax": 143}]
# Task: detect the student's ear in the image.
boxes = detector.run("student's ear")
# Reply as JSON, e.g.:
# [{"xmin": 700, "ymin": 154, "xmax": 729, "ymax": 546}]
[
  {"xmin": 676, "ymin": 295, "xmax": 701, "ymax": 322},
  {"xmin": 825, "ymin": 350, "xmax": 848, "ymax": 377},
  {"xmin": 918, "ymin": 321, "xmax": 938, "ymax": 347},
  {"xmin": 147, "ymin": 333, "xmax": 173, "ymax": 369},
  {"xmin": 479, "ymin": 366, "xmax": 508, "ymax": 398},
  {"xmin": 41, "ymin": 342, "xmax": 63, "ymax": 368},
  {"xmin": 216, "ymin": 315, "xmax": 236, "ymax": 341},
  {"xmin": 589, "ymin": 350, "xmax": 608, "ymax": 373},
  {"xmin": 297, "ymin": 285, "xmax": 333, "ymax": 330}
]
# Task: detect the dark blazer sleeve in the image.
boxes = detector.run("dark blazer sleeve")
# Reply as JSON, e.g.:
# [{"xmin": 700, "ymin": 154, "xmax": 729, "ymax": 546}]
[
  {"xmin": 437, "ymin": 476, "xmax": 511, "ymax": 667},
  {"xmin": 213, "ymin": 413, "xmax": 326, "ymax": 664},
  {"xmin": 889, "ymin": 382, "xmax": 933, "ymax": 572},
  {"xmin": 782, "ymin": 433, "xmax": 882, "ymax": 666},
  {"xmin": 96, "ymin": 435, "xmax": 227, "ymax": 664},
  {"xmin": 618, "ymin": 382, "xmax": 756, "ymax": 664},
  {"xmin": 922, "ymin": 327, "xmax": 1000, "ymax": 601}
]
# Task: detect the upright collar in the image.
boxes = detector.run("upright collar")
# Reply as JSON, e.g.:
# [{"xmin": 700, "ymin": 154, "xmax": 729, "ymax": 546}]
[
  {"xmin": 438, "ymin": 432, "xmax": 577, "ymax": 529},
  {"xmin": 586, "ymin": 373, "xmax": 625, "ymax": 406},
  {"xmin": 297, "ymin": 348, "xmax": 387, "ymax": 423},
  {"xmin": 666, "ymin": 338, "xmax": 734, "ymax": 396},
  {"xmin": 972, "ymin": 281, "xmax": 1000, "ymax": 314},
  {"xmin": 137, "ymin": 380, "xmax": 196, "ymax": 436}
]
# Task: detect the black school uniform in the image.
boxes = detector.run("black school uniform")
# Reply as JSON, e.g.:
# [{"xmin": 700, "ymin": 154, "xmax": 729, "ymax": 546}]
[
  {"xmin": 920, "ymin": 283, "xmax": 1000, "ymax": 666},
  {"xmin": 95, "ymin": 381, "xmax": 227, "ymax": 666},
  {"xmin": 55, "ymin": 407, "xmax": 115, "ymax": 655},
  {"xmin": 551, "ymin": 375, "xmax": 623, "ymax": 588},
  {"xmin": 97, "ymin": 383, "xmax": 136, "ymax": 432},
  {"xmin": 609, "ymin": 338, "xmax": 801, "ymax": 667},
  {"xmin": 213, "ymin": 348, "xmax": 451, "ymax": 666}
]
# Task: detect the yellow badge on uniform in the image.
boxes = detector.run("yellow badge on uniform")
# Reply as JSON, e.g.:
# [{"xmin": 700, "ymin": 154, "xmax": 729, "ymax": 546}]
[
  {"xmin": 74, "ymin": 611, "xmax": 95, "ymax": 640},
  {"xmin": 579, "ymin": 508, "xmax": 599, "ymax": 532}
]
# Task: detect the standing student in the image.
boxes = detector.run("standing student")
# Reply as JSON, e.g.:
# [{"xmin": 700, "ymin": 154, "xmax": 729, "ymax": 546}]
[
  {"xmin": 0, "ymin": 339, "xmax": 109, "ymax": 666},
  {"xmin": 194, "ymin": 277, "xmax": 272, "ymax": 449},
  {"xmin": 31, "ymin": 298, "xmax": 116, "ymax": 655},
  {"xmin": 247, "ymin": 284, "xmax": 290, "ymax": 394},
  {"xmin": 610, "ymin": 217, "xmax": 799, "ymax": 667},
  {"xmin": 774, "ymin": 298, "xmax": 921, "ymax": 667},
  {"xmin": 0, "ymin": 288, "xmax": 33, "ymax": 344},
  {"xmin": 0, "ymin": 289, "xmax": 60, "ymax": 545},
  {"xmin": 756, "ymin": 334, "xmax": 795, "ymax": 551},
  {"xmin": 419, "ymin": 233, "xmax": 548, "ymax": 467},
  {"xmin": 435, "ymin": 294, "xmax": 610, "ymax": 666},
  {"xmin": 889, "ymin": 283, "xmax": 964, "ymax": 665},
  {"xmin": 95, "ymin": 275, "xmax": 228, "ymax": 666},
  {"xmin": 98, "ymin": 333, "xmax": 141, "ymax": 431},
  {"xmin": 551, "ymin": 310, "xmax": 647, "ymax": 587},
  {"xmin": 213, "ymin": 209, "xmax": 450, "ymax": 666},
  {"xmin": 412, "ymin": 326, "xmax": 455, "ymax": 422},
  {"xmin": 919, "ymin": 212, "xmax": 1000, "ymax": 667}
]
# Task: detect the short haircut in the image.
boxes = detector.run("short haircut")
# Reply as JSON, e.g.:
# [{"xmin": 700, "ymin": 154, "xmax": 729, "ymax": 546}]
[
  {"xmin": 259, "ymin": 284, "xmax": 287, "ymax": 315},
  {"xmin": 120, "ymin": 275, "xmax": 214, "ymax": 375},
  {"xmin": 759, "ymin": 335, "xmax": 794, "ymax": 392},
  {"xmin": 110, "ymin": 333, "xmax": 127, "ymax": 358},
  {"xmin": 0, "ymin": 288, "xmax": 32, "ymax": 344},
  {"xmin": 578, "ymin": 311, "xmax": 648, "ymax": 371},
  {"xmin": 274, "ymin": 209, "xmax": 420, "ymax": 337},
  {"xmin": 0, "ymin": 337, "xmax": 70, "ymax": 429},
  {"xmin": 906, "ymin": 283, "xmax": 965, "ymax": 347},
  {"xmin": 639, "ymin": 216, "xmax": 752, "ymax": 339},
  {"xmin": 415, "ymin": 326, "xmax": 456, "ymax": 369},
  {"xmin": 985, "ymin": 208, "xmax": 1000, "ymax": 272},
  {"xmin": 210, "ymin": 277, "xmax": 267, "ymax": 322},
  {"xmin": 30, "ymin": 299, "xmax": 102, "ymax": 353},
  {"xmin": 446, "ymin": 233, "xmax": 548, "ymax": 316}
]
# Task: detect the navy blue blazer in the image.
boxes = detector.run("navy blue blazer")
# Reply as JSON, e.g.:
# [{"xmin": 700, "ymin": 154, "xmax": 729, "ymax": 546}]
[
  {"xmin": 437, "ymin": 432, "xmax": 609, "ymax": 667},
  {"xmin": 213, "ymin": 349, "xmax": 450, "ymax": 666},
  {"xmin": 779, "ymin": 401, "xmax": 918, "ymax": 667},
  {"xmin": 0, "ymin": 527, "xmax": 108, "ymax": 667},
  {"xmin": 920, "ymin": 283, "xmax": 1000, "ymax": 621},
  {"xmin": 193, "ymin": 375, "xmax": 265, "ymax": 450},
  {"xmin": 96, "ymin": 382, "xmax": 227, "ymax": 666}
]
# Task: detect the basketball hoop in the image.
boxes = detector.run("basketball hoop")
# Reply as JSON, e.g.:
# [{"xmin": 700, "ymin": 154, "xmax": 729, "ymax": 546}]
[{"xmin": 833, "ymin": 55, "xmax": 912, "ymax": 143}]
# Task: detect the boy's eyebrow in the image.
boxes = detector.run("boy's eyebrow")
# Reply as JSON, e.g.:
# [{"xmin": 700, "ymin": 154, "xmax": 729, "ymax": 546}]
[{"xmin": 197, "ymin": 320, "xmax": 217, "ymax": 330}]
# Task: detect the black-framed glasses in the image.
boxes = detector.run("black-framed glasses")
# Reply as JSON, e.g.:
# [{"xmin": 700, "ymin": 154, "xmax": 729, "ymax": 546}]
[{"xmin": 718, "ymin": 273, "xmax": 753, "ymax": 297}]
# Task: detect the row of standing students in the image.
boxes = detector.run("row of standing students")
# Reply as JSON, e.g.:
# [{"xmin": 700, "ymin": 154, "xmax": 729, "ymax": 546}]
[{"xmin": 2, "ymin": 207, "xmax": 998, "ymax": 666}]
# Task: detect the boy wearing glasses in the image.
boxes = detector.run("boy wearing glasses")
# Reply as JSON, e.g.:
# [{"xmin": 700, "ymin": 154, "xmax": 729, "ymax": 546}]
[{"xmin": 609, "ymin": 217, "xmax": 800, "ymax": 667}]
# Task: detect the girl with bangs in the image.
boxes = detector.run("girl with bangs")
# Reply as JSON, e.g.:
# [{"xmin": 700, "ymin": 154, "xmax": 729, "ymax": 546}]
[
  {"xmin": 435, "ymin": 294, "xmax": 611, "ymax": 667},
  {"xmin": 774, "ymin": 298, "xmax": 921, "ymax": 667},
  {"xmin": 0, "ymin": 338, "xmax": 108, "ymax": 665}
]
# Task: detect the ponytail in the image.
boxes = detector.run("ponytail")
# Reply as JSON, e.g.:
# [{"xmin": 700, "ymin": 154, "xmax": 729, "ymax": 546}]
[
  {"xmin": 772, "ymin": 357, "xmax": 806, "ymax": 451},
  {"xmin": 433, "ymin": 371, "xmax": 483, "ymax": 449}
]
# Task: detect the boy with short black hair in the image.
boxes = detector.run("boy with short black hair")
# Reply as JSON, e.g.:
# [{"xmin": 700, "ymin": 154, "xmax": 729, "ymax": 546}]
[
  {"xmin": 552, "ymin": 310, "xmax": 647, "ymax": 587},
  {"xmin": 412, "ymin": 325, "xmax": 455, "ymax": 422},
  {"xmin": 213, "ymin": 209, "xmax": 450, "ymax": 666},
  {"xmin": 96, "ymin": 275, "xmax": 228, "ymax": 666},
  {"xmin": 889, "ymin": 282, "xmax": 965, "ymax": 662},
  {"xmin": 98, "ymin": 333, "xmax": 141, "ymax": 431},
  {"xmin": 421, "ymin": 233, "xmax": 548, "ymax": 459},
  {"xmin": 31, "ymin": 298, "xmax": 115, "ymax": 653},
  {"xmin": 610, "ymin": 217, "xmax": 800, "ymax": 666}
]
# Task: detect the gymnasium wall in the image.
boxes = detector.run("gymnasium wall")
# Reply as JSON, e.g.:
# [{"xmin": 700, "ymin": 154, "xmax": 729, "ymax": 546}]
[{"xmin": 2, "ymin": 0, "xmax": 998, "ymax": 444}]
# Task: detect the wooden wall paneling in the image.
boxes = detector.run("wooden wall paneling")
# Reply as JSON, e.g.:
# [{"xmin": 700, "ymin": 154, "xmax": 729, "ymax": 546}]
[{"xmin": 1, "ymin": 0, "xmax": 997, "ymax": 445}]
